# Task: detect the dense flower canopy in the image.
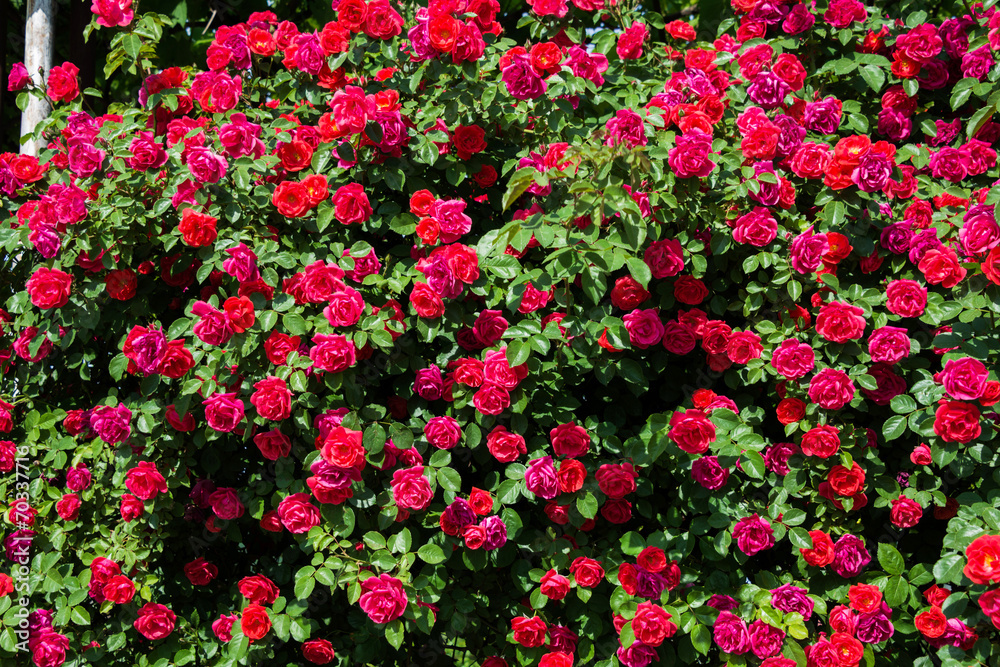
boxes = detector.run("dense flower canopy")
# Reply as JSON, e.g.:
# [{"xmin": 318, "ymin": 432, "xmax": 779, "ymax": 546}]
[{"xmin": 1, "ymin": 0, "xmax": 1000, "ymax": 666}]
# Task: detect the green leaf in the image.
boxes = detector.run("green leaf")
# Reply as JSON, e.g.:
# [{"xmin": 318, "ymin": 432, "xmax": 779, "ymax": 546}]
[
  {"xmin": 70, "ymin": 606, "xmax": 91, "ymax": 625},
  {"xmin": 741, "ymin": 451, "xmax": 766, "ymax": 480},
  {"xmin": 385, "ymin": 619, "xmax": 405, "ymax": 649},
  {"xmin": 417, "ymin": 543, "xmax": 447, "ymax": 564},
  {"xmin": 436, "ymin": 467, "xmax": 461, "ymax": 493},
  {"xmin": 884, "ymin": 575, "xmax": 909, "ymax": 607},
  {"xmin": 691, "ymin": 624, "xmax": 711, "ymax": 655},
  {"xmin": 889, "ymin": 395, "xmax": 917, "ymax": 414},
  {"xmin": 363, "ymin": 531, "xmax": 386, "ymax": 550},
  {"xmin": 626, "ymin": 256, "xmax": 652, "ymax": 289},
  {"xmin": 577, "ymin": 491, "xmax": 599, "ymax": 519},
  {"xmin": 122, "ymin": 33, "xmax": 143, "ymax": 60},
  {"xmin": 933, "ymin": 553, "xmax": 965, "ymax": 584},
  {"xmin": 788, "ymin": 527, "xmax": 813, "ymax": 550},
  {"xmin": 882, "ymin": 415, "xmax": 907, "ymax": 441},
  {"xmin": 283, "ymin": 312, "xmax": 308, "ymax": 336},
  {"xmin": 859, "ymin": 64, "xmax": 885, "ymax": 93},
  {"xmin": 877, "ymin": 543, "xmax": 905, "ymax": 576}
]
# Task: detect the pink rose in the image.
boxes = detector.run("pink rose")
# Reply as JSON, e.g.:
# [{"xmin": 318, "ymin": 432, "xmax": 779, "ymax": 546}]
[
  {"xmin": 525, "ymin": 456, "xmax": 559, "ymax": 499},
  {"xmin": 733, "ymin": 514, "xmax": 774, "ymax": 556},
  {"xmin": 208, "ymin": 487, "xmax": 244, "ymax": 520},
  {"xmin": 815, "ymin": 301, "xmax": 867, "ymax": 343},
  {"xmin": 770, "ymin": 339, "xmax": 816, "ymax": 380},
  {"xmin": 310, "ymin": 334, "xmax": 357, "ymax": 373},
  {"xmin": 644, "ymin": 239, "xmax": 685, "ymax": 278},
  {"xmin": 278, "ymin": 492, "xmax": 320, "ymax": 533},
  {"xmin": 359, "ymin": 573, "xmax": 408, "ymax": 623},
  {"xmin": 89, "ymin": 404, "xmax": 132, "ymax": 444},
  {"xmin": 203, "ymin": 392, "xmax": 245, "ymax": 432},
  {"xmin": 250, "ymin": 376, "xmax": 292, "ymax": 420},
  {"xmin": 391, "ymin": 465, "xmax": 433, "ymax": 510},
  {"xmin": 808, "ymin": 368, "xmax": 856, "ymax": 410},
  {"xmin": 732, "ymin": 207, "xmax": 777, "ymax": 247},
  {"xmin": 885, "ymin": 279, "xmax": 927, "ymax": 318},
  {"xmin": 868, "ymin": 326, "xmax": 911, "ymax": 364},
  {"xmin": 424, "ymin": 416, "xmax": 462, "ymax": 449},
  {"xmin": 623, "ymin": 309, "xmax": 664, "ymax": 348},
  {"xmin": 616, "ymin": 21, "xmax": 648, "ymax": 59},
  {"xmin": 938, "ymin": 357, "xmax": 988, "ymax": 400},
  {"xmin": 125, "ymin": 461, "xmax": 167, "ymax": 501}
]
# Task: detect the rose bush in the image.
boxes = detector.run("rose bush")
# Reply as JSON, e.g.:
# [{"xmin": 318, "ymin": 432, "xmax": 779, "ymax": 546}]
[{"xmin": 1, "ymin": 0, "xmax": 1000, "ymax": 666}]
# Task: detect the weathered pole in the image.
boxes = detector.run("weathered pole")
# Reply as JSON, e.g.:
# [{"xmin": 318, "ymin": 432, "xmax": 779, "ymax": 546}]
[{"xmin": 20, "ymin": 0, "xmax": 54, "ymax": 156}]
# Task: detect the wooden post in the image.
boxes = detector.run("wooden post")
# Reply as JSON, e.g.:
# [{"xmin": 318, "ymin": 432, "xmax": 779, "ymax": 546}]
[{"xmin": 20, "ymin": 0, "xmax": 54, "ymax": 156}]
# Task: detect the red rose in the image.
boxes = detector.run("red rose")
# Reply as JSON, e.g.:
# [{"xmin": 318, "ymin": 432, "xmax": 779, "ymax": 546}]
[
  {"xmin": 251, "ymin": 376, "xmax": 292, "ymax": 420},
  {"xmin": 410, "ymin": 189, "xmax": 436, "ymax": 216},
  {"xmin": 511, "ymin": 616, "xmax": 547, "ymax": 647},
  {"xmin": 962, "ymin": 535, "xmax": 1000, "ymax": 583},
  {"xmin": 278, "ymin": 492, "xmax": 321, "ymax": 533},
  {"xmin": 933, "ymin": 400, "xmax": 981, "ymax": 443},
  {"xmin": 241, "ymin": 604, "xmax": 272, "ymax": 640},
  {"xmin": 133, "ymin": 602, "xmax": 176, "ymax": 640},
  {"xmin": 105, "ymin": 269, "xmax": 137, "ymax": 300},
  {"xmin": 539, "ymin": 569, "xmax": 570, "ymax": 600},
  {"xmin": 632, "ymin": 602, "xmax": 676, "ymax": 646},
  {"xmin": 333, "ymin": 183, "xmax": 373, "ymax": 225},
  {"xmin": 815, "ymin": 300, "xmax": 867, "ymax": 343},
  {"xmin": 610, "ymin": 275, "xmax": 650, "ymax": 310},
  {"xmin": 827, "ymin": 463, "xmax": 865, "ymax": 496},
  {"xmin": 410, "ymin": 282, "xmax": 445, "ymax": 318},
  {"xmin": 277, "ymin": 139, "xmax": 314, "ymax": 172},
  {"xmin": 55, "ymin": 493, "xmax": 81, "ymax": 520},
  {"xmin": 209, "ymin": 487, "xmax": 245, "ymax": 520},
  {"xmin": 468, "ymin": 487, "xmax": 493, "ymax": 515},
  {"xmin": 254, "ymin": 429, "xmax": 291, "ymax": 460},
  {"xmin": 302, "ymin": 639, "xmax": 336, "ymax": 664},
  {"xmin": 453, "ymin": 125, "xmax": 486, "ymax": 160},
  {"xmin": 847, "ymin": 583, "xmax": 882, "ymax": 613},
  {"xmin": 800, "ymin": 530, "xmax": 835, "ymax": 566},
  {"xmin": 183, "ymin": 557, "xmax": 219, "ymax": 586},
  {"xmin": 224, "ymin": 295, "xmax": 255, "ymax": 333},
  {"xmin": 800, "ymin": 424, "xmax": 840, "ymax": 458},
  {"xmin": 239, "ymin": 574, "xmax": 280, "ymax": 604},
  {"xmin": 890, "ymin": 495, "xmax": 923, "ymax": 528},
  {"xmin": 557, "ymin": 459, "xmax": 586, "ymax": 493},
  {"xmin": 120, "ymin": 494, "xmax": 144, "ymax": 522},
  {"xmin": 550, "ymin": 421, "xmax": 589, "ymax": 457},
  {"xmin": 637, "ymin": 546, "xmax": 667, "ymax": 573},
  {"xmin": 596, "ymin": 463, "xmax": 637, "ymax": 499},
  {"xmin": 601, "ymin": 498, "xmax": 632, "ymax": 524},
  {"xmin": 47, "ymin": 62, "xmax": 80, "ymax": 102},
  {"xmin": 569, "ymin": 557, "xmax": 604, "ymax": 588},
  {"xmin": 486, "ymin": 425, "xmax": 526, "ymax": 462},
  {"xmin": 273, "ymin": 180, "xmax": 311, "ymax": 218},
  {"xmin": 668, "ymin": 409, "xmax": 715, "ymax": 454},
  {"xmin": 178, "ymin": 208, "xmax": 218, "ymax": 247},
  {"xmin": 363, "ymin": 0, "xmax": 404, "ymax": 40},
  {"xmin": 776, "ymin": 398, "xmax": 806, "ymax": 425},
  {"xmin": 26, "ymin": 267, "xmax": 72, "ymax": 310},
  {"xmin": 915, "ymin": 606, "xmax": 947, "ymax": 638},
  {"xmin": 674, "ymin": 275, "xmax": 708, "ymax": 305}
]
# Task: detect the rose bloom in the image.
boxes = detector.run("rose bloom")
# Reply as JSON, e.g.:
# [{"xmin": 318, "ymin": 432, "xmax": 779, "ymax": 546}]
[
  {"xmin": 241, "ymin": 604, "xmax": 272, "ymax": 640},
  {"xmin": 815, "ymin": 301, "xmax": 866, "ymax": 343},
  {"xmin": 776, "ymin": 398, "xmax": 806, "ymax": 425},
  {"xmin": 203, "ymin": 392, "xmax": 245, "ymax": 432},
  {"xmin": 633, "ymin": 602, "xmax": 676, "ymax": 646},
  {"xmin": 964, "ymin": 534, "xmax": 1000, "ymax": 584},
  {"xmin": 915, "ymin": 606, "xmax": 947, "ymax": 638},
  {"xmin": 808, "ymin": 368, "xmax": 855, "ymax": 410},
  {"xmin": 868, "ymin": 326, "xmax": 911, "ymax": 364},
  {"xmin": 125, "ymin": 461, "xmax": 167, "ymax": 500},
  {"xmin": 540, "ymin": 569, "xmax": 571, "ymax": 600},
  {"xmin": 801, "ymin": 424, "xmax": 840, "ymax": 458},
  {"xmin": 732, "ymin": 514, "xmax": 774, "ymax": 556},
  {"xmin": 486, "ymin": 425, "xmax": 526, "ymax": 462},
  {"xmin": 770, "ymin": 338, "xmax": 816, "ymax": 380},
  {"xmin": 278, "ymin": 492, "xmax": 321, "ymax": 533},
  {"xmin": 301, "ymin": 638, "xmax": 336, "ymax": 664},
  {"xmin": 133, "ymin": 602, "xmax": 176, "ymax": 640},
  {"xmin": 933, "ymin": 400, "xmax": 981, "ymax": 443},
  {"xmin": 360, "ymin": 573, "xmax": 408, "ymax": 623},
  {"xmin": 611, "ymin": 276, "xmax": 650, "ymax": 310},
  {"xmin": 250, "ymin": 376, "xmax": 293, "ymax": 420},
  {"xmin": 668, "ymin": 409, "xmax": 715, "ymax": 454},
  {"xmin": 938, "ymin": 357, "xmax": 988, "ymax": 401},
  {"xmin": 512, "ymin": 616, "xmax": 548, "ymax": 647},
  {"xmin": 800, "ymin": 530, "xmax": 835, "ymax": 567},
  {"xmin": 183, "ymin": 557, "xmax": 219, "ymax": 586},
  {"xmin": 885, "ymin": 279, "xmax": 927, "ymax": 317},
  {"xmin": 550, "ymin": 421, "xmax": 590, "ymax": 457}
]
